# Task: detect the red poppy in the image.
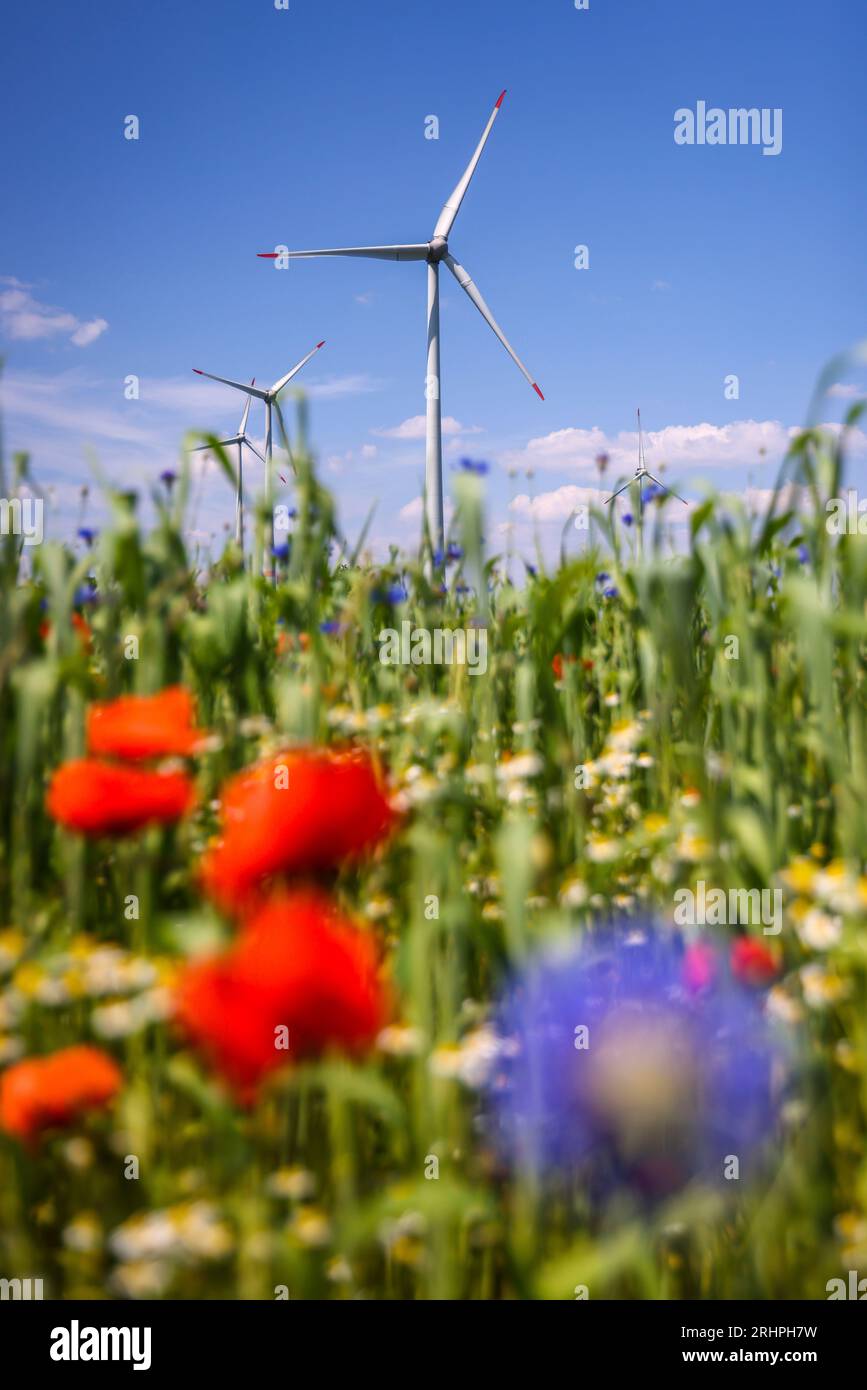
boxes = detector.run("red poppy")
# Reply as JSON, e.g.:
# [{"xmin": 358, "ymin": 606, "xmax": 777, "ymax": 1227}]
[
  {"xmin": 551, "ymin": 653, "xmax": 578, "ymax": 681},
  {"xmin": 47, "ymin": 759, "xmax": 195, "ymax": 836},
  {"xmin": 731, "ymin": 937, "xmax": 779, "ymax": 987},
  {"xmin": 200, "ymin": 747, "xmax": 396, "ymax": 912},
  {"xmin": 0, "ymin": 1046, "xmax": 122, "ymax": 1144},
  {"xmin": 174, "ymin": 888, "xmax": 389, "ymax": 1100},
  {"xmin": 87, "ymin": 685, "xmax": 205, "ymax": 761}
]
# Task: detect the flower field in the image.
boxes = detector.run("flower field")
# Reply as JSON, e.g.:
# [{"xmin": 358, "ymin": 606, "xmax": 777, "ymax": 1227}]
[{"xmin": 1, "ymin": 397, "xmax": 867, "ymax": 1302}]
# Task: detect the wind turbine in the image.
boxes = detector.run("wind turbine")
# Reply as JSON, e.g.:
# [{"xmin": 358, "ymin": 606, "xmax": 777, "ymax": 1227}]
[
  {"xmin": 191, "ymin": 383, "xmax": 264, "ymax": 548},
  {"xmin": 258, "ymin": 91, "xmax": 542, "ymax": 556},
  {"xmin": 192, "ymin": 341, "xmax": 326, "ymax": 554},
  {"xmin": 604, "ymin": 410, "xmax": 687, "ymax": 550}
]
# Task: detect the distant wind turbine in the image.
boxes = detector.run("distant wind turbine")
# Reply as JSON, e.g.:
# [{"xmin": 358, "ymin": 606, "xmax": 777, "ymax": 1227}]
[
  {"xmin": 604, "ymin": 410, "xmax": 687, "ymax": 551},
  {"xmin": 258, "ymin": 91, "xmax": 542, "ymax": 555},
  {"xmin": 191, "ymin": 382, "xmax": 264, "ymax": 548},
  {"xmin": 192, "ymin": 341, "xmax": 326, "ymax": 553}
]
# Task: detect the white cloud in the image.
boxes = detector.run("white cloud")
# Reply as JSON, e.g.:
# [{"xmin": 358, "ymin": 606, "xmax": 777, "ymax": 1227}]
[
  {"xmin": 0, "ymin": 283, "xmax": 108, "ymax": 347},
  {"xmin": 651, "ymin": 279, "xmax": 672, "ymax": 291},
  {"xmin": 509, "ymin": 485, "xmax": 608, "ymax": 522},
  {"xmin": 500, "ymin": 419, "xmax": 867, "ymax": 478},
  {"xmin": 399, "ymin": 495, "xmax": 454, "ymax": 523},
  {"xmin": 373, "ymin": 414, "xmax": 480, "ymax": 440},
  {"xmin": 360, "ymin": 443, "xmax": 378, "ymax": 459},
  {"xmin": 827, "ymin": 382, "xmax": 862, "ymax": 400}
]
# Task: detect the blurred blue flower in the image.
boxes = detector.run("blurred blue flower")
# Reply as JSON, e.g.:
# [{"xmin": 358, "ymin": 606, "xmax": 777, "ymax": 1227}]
[
  {"xmin": 622, "ymin": 513, "xmax": 634, "ymax": 527},
  {"xmin": 159, "ymin": 469, "xmax": 177, "ymax": 489},
  {"xmin": 319, "ymin": 620, "xmax": 340, "ymax": 635},
  {"xmin": 77, "ymin": 527, "xmax": 97, "ymax": 546},
  {"xmin": 432, "ymin": 549, "xmax": 445, "ymax": 568},
  {"xmin": 372, "ymin": 583, "xmax": 408, "ymax": 605},
  {"xmin": 271, "ymin": 541, "xmax": 290, "ymax": 561},
  {"xmin": 459, "ymin": 458, "xmax": 489, "ymax": 475},
  {"xmin": 74, "ymin": 582, "xmax": 98, "ymax": 607},
  {"xmin": 602, "ymin": 585, "xmax": 619, "ymax": 599},
  {"xmin": 455, "ymin": 583, "xmax": 471, "ymax": 595},
  {"xmin": 796, "ymin": 545, "xmax": 810, "ymax": 565},
  {"xmin": 487, "ymin": 929, "xmax": 783, "ymax": 1196},
  {"xmin": 525, "ymin": 563, "xmax": 537, "ymax": 578},
  {"xmin": 446, "ymin": 543, "xmax": 463, "ymax": 563},
  {"xmin": 641, "ymin": 484, "xmax": 663, "ymax": 503},
  {"xmin": 594, "ymin": 571, "xmax": 610, "ymax": 586}
]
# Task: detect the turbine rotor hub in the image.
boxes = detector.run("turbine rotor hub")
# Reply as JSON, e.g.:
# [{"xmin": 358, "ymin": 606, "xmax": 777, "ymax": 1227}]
[{"xmin": 427, "ymin": 237, "xmax": 449, "ymax": 264}]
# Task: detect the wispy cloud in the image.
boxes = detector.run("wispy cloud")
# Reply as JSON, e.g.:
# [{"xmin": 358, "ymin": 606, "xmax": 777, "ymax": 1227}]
[
  {"xmin": 304, "ymin": 374, "xmax": 384, "ymax": 399},
  {"xmin": 0, "ymin": 279, "xmax": 108, "ymax": 348}
]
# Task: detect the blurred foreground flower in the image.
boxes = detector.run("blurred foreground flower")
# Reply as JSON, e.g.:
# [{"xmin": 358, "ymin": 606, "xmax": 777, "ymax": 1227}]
[
  {"xmin": 87, "ymin": 685, "xmax": 207, "ymax": 761},
  {"xmin": 0, "ymin": 1045, "xmax": 122, "ymax": 1144},
  {"xmin": 47, "ymin": 760, "xmax": 195, "ymax": 836},
  {"xmin": 200, "ymin": 747, "xmax": 396, "ymax": 912},
  {"xmin": 174, "ymin": 889, "xmax": 389, "ymax": 1101},
  {"xmin": 488, "ymin": 930, "xmax": 784, "ymax": 1196}
]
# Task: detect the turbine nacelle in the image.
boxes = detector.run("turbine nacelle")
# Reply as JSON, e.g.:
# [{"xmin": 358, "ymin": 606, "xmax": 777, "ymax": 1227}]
[{"xmin": 427, "ymin": 236, "xmax": 449, "ymax": 264}]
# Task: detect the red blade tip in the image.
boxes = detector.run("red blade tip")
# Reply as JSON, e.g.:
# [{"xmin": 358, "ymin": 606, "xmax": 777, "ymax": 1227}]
[
  {"xmin": 193, "ymin": 368, "xmax": 203, "ymax": 375},
  {"xmin": 496, "ymin": 90, "xmax": 507, "ymax": 109},
  {"xmin": 316, "ymin": 340, "xmax": 326, "ymax": 348},
  {"xmin": 533, "ymin": 383, "xmax": 544, "ymax": 400},
  {"xmin": 257, "ymin": 252, "xmax": 278, "ymax": 259}
]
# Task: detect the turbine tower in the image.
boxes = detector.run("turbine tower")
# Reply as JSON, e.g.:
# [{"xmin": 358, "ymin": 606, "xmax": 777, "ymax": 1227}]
[
  {"xmin": 258, "ymin": 92, "xmax": 542, "ymax": 555},
  {"xmin": 191, "ymin": 383, "xmax": 264, "ymax": 548},
  {"xmin": 193, "ymin": 341, "xmax": 326, "ymax": 555}
]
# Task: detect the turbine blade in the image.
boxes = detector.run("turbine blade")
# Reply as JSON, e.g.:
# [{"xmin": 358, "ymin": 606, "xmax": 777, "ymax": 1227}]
[
  {"xmin": 238, "ymin": 384, "xmax": 254, "ymax": 435},
  {"xmin": 270, "ymin": 340, "xmax": 326, "ymax": 396},
  {"xmin": 604, "ymin": 480, "xmax": 634, "ymax": 504},
  {"xmin": 242, "ymin": 437, "xmax": 266, "ymax": 465},
  {"xmin": 444, "ymin": 253, "xmax": 543, "ymax": 398},
  {"xmin": 258, "ymin": 245, "xmax": 429, "ymax": 262},
  {"xmin": 645, "ymin": 472, "xmax": 688, "ymax": 505},
  {"xmin": 191, "ymin": 436, "xmax": 238, "ymax": 452},
  {"xmin": 192, "ymin": 369, "xmax": 268, "ymax": 400},
  {"xmin": 433, "ymin": 91, "xmax": 506, "ymax": 240},
  {"xmin": 273, "ymin": 399, "xmax": 296, "ymax": 475}
]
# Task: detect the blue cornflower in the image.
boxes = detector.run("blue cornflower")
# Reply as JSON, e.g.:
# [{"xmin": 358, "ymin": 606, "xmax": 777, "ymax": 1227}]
[
  {"xmin": 319, "ymin": 620, "xmax": 341, "ymax": 635},
  {"xmin": 74, "ymin": 582, "xmax": 99, "ymax": 607},
  {"xmin": 594, "ymin": 571, "xmax": 610, "ymax": 586},
  {"xmin": 622, "ymin": 512, "xmax": 634, "ymax": 527},
  {"xmin": 432, "ymin": 549, "xmax": 445, "ymax": 568},
  {"xmin": 796, "ymin": 545, "xmax": 810, "ymax": 565},
  {"xmin": 456, "ymin": 583, "xmax": 471, "ymax": 595},
  {"xmin": 642, "ymin": 483, "xmax": 663, "ymax": 503},
  {"xmin": 77, "ymin": 527, "xmax": 97, "ymax": 546},
  {"xmin": 159, "ymin": 469, "xmax": 177, "ymax": 489},
  {"xmin": 525, "ymin": 563, "xmax": 537, "ymax": 578},
  {"xmin": 603, "ymin": 585, "xmax": 619, "ymax": 599},
  {"xmin": 446, "ymin": 543, "xmax": 463, "ymax": 563},
  {"xmin": 486, "ymin": 929, "xmax": 783, "ymax": 1196},
  {"xmin": 459, "ymin": 458, "xmax": 490, "ymax": 475},
  {"xmin": 271, "ymin": 541, "xmax": 290, "ymax": 562}
]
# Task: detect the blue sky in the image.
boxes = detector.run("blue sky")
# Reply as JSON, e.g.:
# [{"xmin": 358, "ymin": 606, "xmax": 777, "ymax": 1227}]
[{"xmin": 2, "ymin": 0, "xmax": 865, "ymax": 558}]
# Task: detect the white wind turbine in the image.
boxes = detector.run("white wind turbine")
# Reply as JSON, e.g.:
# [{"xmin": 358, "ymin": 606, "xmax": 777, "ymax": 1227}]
[
  {"xmin": 191, "ymin": 383, "xmax": 264, "ymax": 548},
  {"xmin": 258, "ymin": 91, "xmax": 542, "ymax": 555},
  {"xmin": 193, "ymin": 341, "xmax": 326, "ymax": 552},
  {"xmin": 604, "ymin": 409, "xmax": 687, "ymax": 553}
]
